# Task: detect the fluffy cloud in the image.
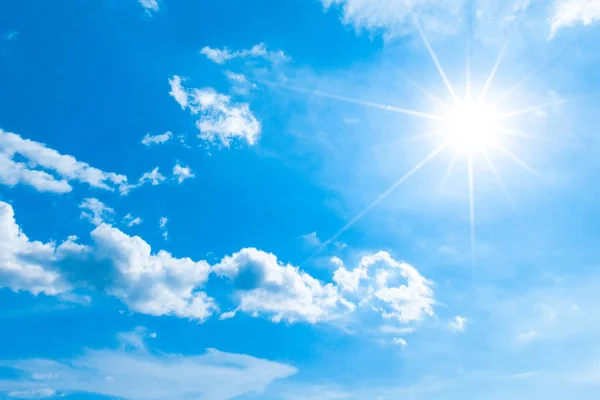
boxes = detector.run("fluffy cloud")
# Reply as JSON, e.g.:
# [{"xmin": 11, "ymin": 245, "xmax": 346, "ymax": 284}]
[
  {"xmin": 0, "ymin": 130, "xmax": 128, "ymax": 193},
  {"xmin": 90, "ymin": 224, "xmax": 216, "ymax": 320},
  {"xmin": 2, "ymin": 201, "xmax": 435, "ymax": 329},
  {"xmin": 0, "ymin": 201, "xmax": 78, "ymax": 296},
  {"xmin": 141, "ymin": 131, "xmax": 172, "ymax": 146},
  {"xmin": 213, "ymin": 248, "xmax": 352, "ymax": 323},
  {"xmin": 173, "ymin": 163, "xmax": 195, "ymax": 183},
  {"xmin": 550, "ymin": 0, "xmax": 600, "ymax": 36},
  {"xmin": 80, "ymin": 198, "xmax": 114, "ymax": 226},
  {"xmin": 168, "ymin": 76, "xmax": 261, "ymax": 147},
  {"xmin": 0, "ymin": 329, "xmax": 297, "ymax": 400},
  {"xmin": 200, "ymin": 43, "xmax": 288, "ymax": 65},
  {"xmin": 334, "ymin": 252, "xmax": 435, "ymax": 325}
]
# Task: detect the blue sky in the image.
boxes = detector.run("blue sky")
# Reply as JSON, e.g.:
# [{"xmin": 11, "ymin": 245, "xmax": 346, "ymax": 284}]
[{"xmin": 1, "ymin": 0, "xmax": 600, "ymax": 399}]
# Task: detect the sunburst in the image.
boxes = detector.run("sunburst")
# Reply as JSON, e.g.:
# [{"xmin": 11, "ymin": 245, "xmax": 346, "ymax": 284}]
[{"xmin": 272, "ymin": 10, "xmax": 564, "ymax": 266}]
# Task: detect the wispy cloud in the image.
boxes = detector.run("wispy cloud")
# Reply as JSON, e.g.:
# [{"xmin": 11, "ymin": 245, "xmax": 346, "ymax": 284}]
[
  {"xmin": 0, "ymin": 328, "xmax": 297, "ymax": 400},
  {"xmin": 141, "ymin": 131, "xmax": 172, "ymax": 146},
  {"xmin": 448, "ymin": 316, "xmax": 468, "ymax": 332},
  {"xmin": 80, "ymin": 198, "xmax": 115, "ymax": 226},
  {"xmin": 200, "ymin": 43, "xmax": 289, "ymax": 65},
  {"xmin": 138, "ymin": 0, "xmax": 159, "ymax": 15},
  {"xmin": 122, "ymin": 213, "xmax": 143, "ymax": 227}
]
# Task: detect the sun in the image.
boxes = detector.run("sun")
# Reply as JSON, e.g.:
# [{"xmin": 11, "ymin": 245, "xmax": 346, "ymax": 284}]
[
  {"xmin": 442, "ymin": 101, "xmax": 503, "ymax": 154},
  {"xmin": 277, "ymin": 8, "xmax": 562, "ymax": 265}
]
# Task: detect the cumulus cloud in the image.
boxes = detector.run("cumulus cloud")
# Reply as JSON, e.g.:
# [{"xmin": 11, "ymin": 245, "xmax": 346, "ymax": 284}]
[
  {"xmin": 550, "ymin": 0, "xmax": 600, "ymax": 37},
  {"xmin": 0, "ymin": 130, "xmax": 128, "ymax": 193},
  {"xmin": 0, "ymin": 328, "xmax": 297, "ymax": 400},
  {"xmin": 200, "ymin": 43, "xmax": 289, "ymax": 65},
  {"xmin": 2, "ymin": 202, "xmax": 436, "ymax": 330},
  {"xmin": 141, "ymin": 131, "xmax": 172, "ymax": 146},
  {"xmin": 333, "ymin": 252, "xmax": 435, "ymax": 325},
  {"xmin": 90, "ymin": 224, "xmax": 216, "ymax": 320},
  {"xmin": 213, "ymin": 248, "xmax": 353, "ymax": 323},
  {"xmin": 168, "ymin": 76, "xmax": 261, "ymax": 147},
  {"xmin": 448, "ymin": 316, "xmax": 467, "ymax": 332},
  {"xmin": 80, "ymin": 198, "xmax": 114, "ymax": 226},
  {"xmin": 0, "ymin": 201, "xmax": 79, "ymax": 296},
  {"xmin": 173, "ymin": 163, "xmax": 195, "ymax": 183},
  {"xmin": 393, "ymin": 337, "xmax": 408, "ymax": 347}
]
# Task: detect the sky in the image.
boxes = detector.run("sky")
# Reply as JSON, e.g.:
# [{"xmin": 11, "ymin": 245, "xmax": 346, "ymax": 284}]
[{"xmin": 1, "ymin": 0, "xmax": 600, "ymax": 399}]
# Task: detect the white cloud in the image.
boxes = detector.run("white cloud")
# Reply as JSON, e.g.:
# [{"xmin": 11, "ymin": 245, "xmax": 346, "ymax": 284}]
[
  {"xmin": 173, "ymin": 163, "xmax": 195, "ymax": 183},
  {"xmin": 7, "ymin": 388, "xmax": 55, "ymax": 399},
  {"xmin": 168, "ymin": 76, "xmax": 261, "ymax": 147},
  {"xmin": 141, "ymin": 131, "xmax": 172, "ymax": 146},
  {"xmin": 213, "ymin": 248, "xmax": 352, "ymax": 323},
  {"xmin": 0, "ymin": 329, "xmax": 297, "ymax": 400},
  {"xmin": 333, "ymin": 252, "xmax": 435, "ymax": 325},
  {"xmin": 159, "ymin": 217, "xmax": 168, "ymax": 240},
  {"xmin": 200, "ymin": 43, "xmax": 289, "ymax": 65},
  {"xmin": 0, "ymin": 201, "xmax": 80, "ymax": 296},
  {"xmin": 123, "ymin": 213, "xmax": 143, "ymax": 227},
  {"xmin": 448, "ymin": 316, "xmax": 467, "ymax": 332},
  {"xmin": 321, "ymin": 0, "xmax": 466, "ymax": 38},
  {"xmin": 139, "ymin": 0, "xmax": 159, "ymax": 14},
  {"xmin": 120, "ymin": 167, "xmax": 166, "ymax": 195},
  {"xmin": 392, "ymin": 337, "xmax": 408, "ymax": 347},
  {"xmin": 168, "ymin": 76, "xmax": 189, "ymax": 109},
  {"xmin": 550, "ymin": 0, "xmax": 600, "ymax": 36},
  {"xmin": 301, "ymin": 232, "xmax": 322, "ymax": 247},
  {"xmin": 225, "ymin": 71, "xmax": 257, "ymax": 95},
  {"xmin": 80, "ymin": 198, "xmax": 114, "ymax": 226},
  {"xmin": 91, "ymin": 224, "xmax": 216, "ymax": 320},
  {"xmin": 140, "ymin": 167, "xmax": 166, "ymax": 186},
  {"xmin": 0, "ymin": 130, "xmax": 128, "ymax": 193}
]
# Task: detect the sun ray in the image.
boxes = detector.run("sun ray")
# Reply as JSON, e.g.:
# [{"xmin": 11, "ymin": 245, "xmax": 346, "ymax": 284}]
[
  {"xmin": 467, "ymin": 153, "xmax": 476, "ymax": 267},
  {"xmin": 478, "ymin": 40, "xmax": 511, "ymax": 103},
  {"xmin": 439, "ymin": 149, "xmax": 459, "ymax": 193},
  {"xmin": 499, "ymin": 128, "xmax": 565, "ymax": 146},
  {"xmin": 466, "ymin": 42, "xmax": 472, "ymax": 101},
  {"xmin": 499, "ymin": 99, "xmax": 567, "ymax": 120},
  {"xmin": 403, "ymin": 130, "xmax": 446, "ymax": 143},
  {"xmin": 482, "ymin": 151, "xmax": 513, "ymax": 206},
  {"xmin": 495, "ymin": 144, "xmax": 541, "ymax": 178},
  {"xmin": 406, "ymin": 4, "xmax": 459, "ymax": 101},
  {"xmin": 263, "ymin": 81, "xmax": 442, "ymax": 120},
  {"xmin": 320, "ymin": 142, "xmax": 448, "ymax": 249},
  {"xmin": 398, "ymin": 71, "xmax": 451, "ymax": 110}
]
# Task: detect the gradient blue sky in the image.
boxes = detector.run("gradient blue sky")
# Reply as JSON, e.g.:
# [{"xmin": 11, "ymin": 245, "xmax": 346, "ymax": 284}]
[{"xmin": 2, "ymin": 0, "xmax": 600, "ymax": 399}]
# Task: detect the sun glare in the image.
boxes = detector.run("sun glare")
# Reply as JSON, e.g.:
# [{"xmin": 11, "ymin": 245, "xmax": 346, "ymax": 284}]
[
  {"xmin": 442, "ymin": 101, "xmax": 502, "ymax": 153},
  {"xmin": 285, "ymin": 8, "xmax": 560, "ymax": 266}
]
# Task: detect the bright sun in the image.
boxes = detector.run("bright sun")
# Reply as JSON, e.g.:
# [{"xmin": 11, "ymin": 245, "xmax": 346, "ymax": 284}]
[
  {"xmin": 443, "ymin": 101, "xmax": 502, "ymax": 153},
  {"xmin": 283, "ymin": 8, "xmax": 561, "ymax": 264}
]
